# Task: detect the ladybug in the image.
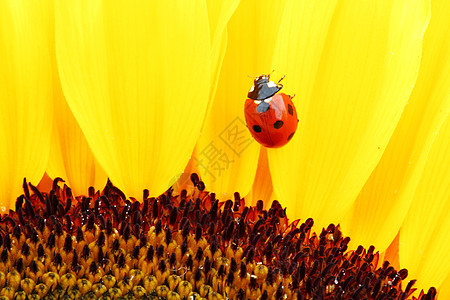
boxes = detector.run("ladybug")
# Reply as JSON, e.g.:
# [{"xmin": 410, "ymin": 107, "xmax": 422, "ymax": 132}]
[{"xmin": 244, "ymin": 74, "xmax": 299, "ymax": 148}]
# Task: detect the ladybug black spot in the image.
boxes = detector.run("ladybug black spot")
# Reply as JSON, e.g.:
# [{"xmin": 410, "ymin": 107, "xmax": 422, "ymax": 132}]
[
  {"xmin": 274, "ymin": 121, "xmax": 284, "ymax": 129},
  {"xmin": 288, "ymin": 104, "xmax": 294, "ymax": 116},
  {"xmin": 287, "ymin": 132, "xmax": 295, "ymax": 141},
  {"xmin": 253, "ymin": 125, "xmax": 262, "ymax": 133}
]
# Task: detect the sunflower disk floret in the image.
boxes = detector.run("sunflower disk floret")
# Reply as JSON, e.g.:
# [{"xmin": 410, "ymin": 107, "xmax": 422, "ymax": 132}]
[{"xmin": 0, "ymin": 176, "xmax": 437, "ymax": 299}]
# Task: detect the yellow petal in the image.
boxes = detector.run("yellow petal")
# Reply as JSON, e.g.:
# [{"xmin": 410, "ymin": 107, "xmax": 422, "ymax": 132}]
[
  {"xmin": 245, "ymin": 148, "xmax": 274, "ymax": 208},
  {"xmin": 55, "ymin": 1, "xmax": 211, "ymax": 198},
  {"xmin": 46, "ymin": 16, "xmax": 107, "ymax": 195},
  {"xmin": 47, "ymin": 86, "xmax": 107, "ymax": 195},
  {"xmin": 167, "ymin": 1, "xmax": 240, "ymax": 195},
  {"xmin": 169, "ymin": 154, "xmax": 198, "ymax": 194},
  {"xmin": 37, "ymin": 173, "xmax": 53, "ymax": 192},
  {"xmin": 206, "ymin": 0, "xmax": 240, "ymax": 102},
  {"xmin": 0, "ymin": 0, "xmax": 53, "ymax": 209},
  {"xmin": 380, "ymin": 232, "xmax": 400, "ymax": 271},
  {"xmin": 438, "ymin": 273, "xmax": 450, "ymax": 299},
  {"xmin": 400, "ymin": 114, "xmax": 450, "ymax": 291},
  {"xmin": 342, "ymin": 0, "xmax": 449, "ymax": 252},
  {"xmin": 269, "ymin": 0, "xmax": 430, "ymax": 229},
  {"xmin": 194, "ymin": 0, "xmax": 287, "ymax": 199}
]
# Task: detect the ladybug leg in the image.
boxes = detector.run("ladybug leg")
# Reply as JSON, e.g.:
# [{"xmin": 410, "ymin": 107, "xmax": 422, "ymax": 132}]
[{"xmin": 288, "ymin": 94, "xmax": 296, "ymax": 99}]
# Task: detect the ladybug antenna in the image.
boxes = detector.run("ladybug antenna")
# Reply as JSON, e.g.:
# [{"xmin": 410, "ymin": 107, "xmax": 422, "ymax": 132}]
[{"xmin": 277, "ymin": 75, "xmax": 285, "ymax": 84}]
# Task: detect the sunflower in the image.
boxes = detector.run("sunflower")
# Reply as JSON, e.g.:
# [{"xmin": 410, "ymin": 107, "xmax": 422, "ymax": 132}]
[{"xmin": 0, "ymin": 0, "xmax": 448, "ymax": 299}]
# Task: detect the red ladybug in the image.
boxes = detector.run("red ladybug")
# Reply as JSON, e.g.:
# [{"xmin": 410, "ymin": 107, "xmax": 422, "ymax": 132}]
[{"xmin": 244, "ymin": 74, "xmax": 299, "ymax": 148}]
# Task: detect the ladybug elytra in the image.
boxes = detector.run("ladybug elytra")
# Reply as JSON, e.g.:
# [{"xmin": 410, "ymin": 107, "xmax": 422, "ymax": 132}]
[{"xmin": 244, "ymin": 74, "xmax": 299, "ymax": 148}]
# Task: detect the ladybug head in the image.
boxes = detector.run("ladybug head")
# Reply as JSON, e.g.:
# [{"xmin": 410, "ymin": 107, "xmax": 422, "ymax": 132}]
[
  {"xmin": 254, "ymin": 74, "xmax": 270, "ymax": 85},
  {"xmin": 247, "ymin": 74, "xmax": 282, "ymax": 100}
]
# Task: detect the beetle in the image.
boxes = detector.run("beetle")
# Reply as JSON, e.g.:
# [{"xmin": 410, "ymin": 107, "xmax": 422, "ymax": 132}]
[{"xmin": 244, "ymin": 74, "xmax": 298, "ymax": 148}]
